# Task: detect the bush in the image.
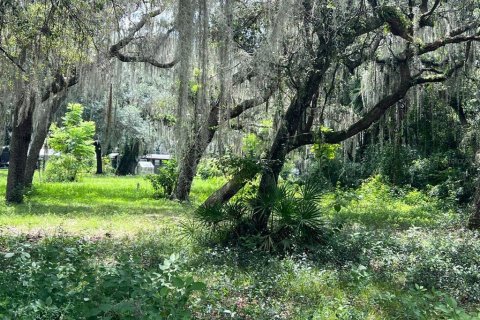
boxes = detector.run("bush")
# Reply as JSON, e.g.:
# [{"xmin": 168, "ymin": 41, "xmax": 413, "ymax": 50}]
[
  {"xmin": 146, "ymin": 160, "xmax": 178, "ymax": 198},
  {"xmin": 323, "ymin": 175, "xmax": 459, "ymax": 229},
  {"xmin": 196, "ymin": 158, "xmax": 223, "ymax": 180},
  {"xmin": 409, "ymin": 151, "xmax": 475, "ymax": 203},
  {"xmin": 45, "ymin": 154, "xmax": 93, "ymax": 182},
  {"xmin": 0, "ymin": 236, "xmax": 205, "ymax": 319},
  {"xmin": 101, "ymin": 156, "xmax": 116, "ymax": 175}
]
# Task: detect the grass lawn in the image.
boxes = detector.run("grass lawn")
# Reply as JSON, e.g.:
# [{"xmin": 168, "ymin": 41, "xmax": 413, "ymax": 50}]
[
  {"xmin": 1, "ymin": 171, "xmax": 479, "ymax": 319},
  {"xmin": 0, "ymin": 171, "xmax": 224, "ymax": 236}
]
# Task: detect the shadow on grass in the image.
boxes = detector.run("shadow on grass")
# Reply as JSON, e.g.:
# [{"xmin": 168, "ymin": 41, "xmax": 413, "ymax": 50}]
[{"xmin": 6, "ymin": 201, "xmax": 187, "ymax": 216}]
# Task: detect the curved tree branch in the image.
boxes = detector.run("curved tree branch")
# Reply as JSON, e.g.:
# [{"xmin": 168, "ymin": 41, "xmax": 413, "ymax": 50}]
[
  {"xmin": 0, "ymin": 45, "xmax": 26, "ymax": 73},
  {"xmin": 109, "ymin": 8, "xmax": 177, "ymax": 69},
  {"xmin": 419, "ymin": 32, "xmax": 480, "ymax": 55}
]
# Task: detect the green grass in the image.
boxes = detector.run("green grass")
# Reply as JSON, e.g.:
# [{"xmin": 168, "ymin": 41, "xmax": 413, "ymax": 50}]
[
  {"xmin": 1, "ymin": 171, "xmax": 480, "ymax": 319},
  {"xmin": 0, "ymin": 171, "xmax": 225, "ymax": 235}
]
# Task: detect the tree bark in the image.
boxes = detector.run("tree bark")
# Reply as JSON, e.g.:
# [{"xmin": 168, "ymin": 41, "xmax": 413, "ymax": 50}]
[
  {"xmin": 6, "ymin": 97, "xmax": 34, "ymax": 203},
  {"xmin": 203, "ymin": 166, "xmax": 259, "ymax": 207},
  {"xmin": 448, "ymin": 97, "xmax": 468, "ymax": 127},
  {"xmin": 253, "ymin": 66, "xmax": 325, "ymax": 230},
  {"xmin": 116, "ymin": 140, "xmax": 139, "ymax": 175},
  {"xmin": 175, "ymin": 104, "xmax": 219, "ymax": 200},
  {"xmin": 94, "ymin": 140, "xmax": 103, "ymax": 174},
  {"xmin": 24, "ymin": 125, "xmax": 46, "ymax": 187}
]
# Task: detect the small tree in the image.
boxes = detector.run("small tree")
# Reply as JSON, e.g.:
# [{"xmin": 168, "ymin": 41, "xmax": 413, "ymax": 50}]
[{"xmin": 45, "ymin": 103, "xmax": 96, "ymax": 182}]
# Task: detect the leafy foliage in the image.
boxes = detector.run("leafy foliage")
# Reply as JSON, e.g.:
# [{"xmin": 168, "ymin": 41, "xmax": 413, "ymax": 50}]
[
  {"xmin": 192, "ymin": 179, "xmax": 328, "ymax": 251},
  {"xmin": 146, "ymin": 160, "xmax": 178, "ymax": 198},
  {"xmin": 0, "ymin": 235, "xmax": 205, "ymax": 319},
  {"xmin": 45, "ymin": 103, "xmax": 95, "ymax": 182},
  {"xmin": 0, "ymin": 173, "xmax": 479, "ymax": 319},
  {"xmin": 196, "ymin": 158, "xmax": 223, "ymax": 180}
]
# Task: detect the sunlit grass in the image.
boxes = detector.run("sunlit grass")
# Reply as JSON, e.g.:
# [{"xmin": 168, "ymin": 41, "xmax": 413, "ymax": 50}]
[{"xmin": 0, "ymin": 170, "xmax": 225, "ymax": 236}]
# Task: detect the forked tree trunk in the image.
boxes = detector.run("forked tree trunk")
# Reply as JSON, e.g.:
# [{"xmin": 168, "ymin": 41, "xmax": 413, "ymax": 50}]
[
  {"xmin": 6, "ymin": 97, "xmax": 34, "ymax": 203},
  {"xmin": 253, "ymin": 70, "xmax": 325, "ymax": 231},
  {"xmin": 24, "ymin": 75, "xmax": 75, "ymax": 186},
  {"xmin": 174, "ymin": 86, "xmax": 275, "ymax": 201},
  {"xmin": 202, "ymin": 64, "xmax": 414, "ymax": 228}
]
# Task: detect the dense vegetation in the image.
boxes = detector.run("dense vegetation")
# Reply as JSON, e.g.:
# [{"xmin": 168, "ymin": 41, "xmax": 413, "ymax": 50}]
[
  {"xmin": 1, "ymin": 173, "xmax": 480, "ymax": 319},
  {"xmin": 1, "ymin": 0, "xmax": 480, "ymax": 319}
]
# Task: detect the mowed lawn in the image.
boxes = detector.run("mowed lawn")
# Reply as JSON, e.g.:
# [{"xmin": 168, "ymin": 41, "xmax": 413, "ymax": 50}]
[{"xmin": 0, "ymin": 170, "xmax": 225, "ymax": 236}]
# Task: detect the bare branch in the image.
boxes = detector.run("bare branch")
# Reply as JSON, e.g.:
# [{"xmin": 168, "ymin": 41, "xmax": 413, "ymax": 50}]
[
  {"xmin": 229, "ymin": 84, "xmax": 277, "ymax": 119},
  {"xmin": 419, "ymin": 32, "xmax": 480, "ymax": 55},
  {"xmin": 113, "ymin": 52, "xmax": 177, "ymax": 68},
  {"xmin": 419, "ymin": 0, "xmax": 440, "ymax": 27},
  {"xmin": 0, "ymin": 46, "xmax": 26, "ymax": 73}
]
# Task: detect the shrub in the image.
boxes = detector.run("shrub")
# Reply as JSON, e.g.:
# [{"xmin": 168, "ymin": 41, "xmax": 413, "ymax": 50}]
[
  {"xmin": 191, "ymin": 179, "xmax": 328, "ymax": 251},
  {"xmin": 377, "ymin": 144, "xmax": 415, "ymax": 185},
  {"xmin": 196, "ymin": 158, "xmax": 223, "ymax": 180},
  {"xmin": 242, "ymin": 133, "xmax": 262, "ymax": 157},
  {"xmin": 409, "ymin": 151, "xmax": 475, "ymax": 203},
  {"xmin": 146, "ymin": 159, "xmax": 178, "ymax": 198},
  {"xmin": 44, "ymin": 154, "xmax": 93, "ymax": 182},
  {"xmin": 323, "ymin": 175, "xmax": 459, "ymax": 229}
]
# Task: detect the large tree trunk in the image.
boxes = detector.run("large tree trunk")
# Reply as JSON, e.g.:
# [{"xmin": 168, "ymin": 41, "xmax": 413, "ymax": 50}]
[
  {"xmin": 175, "ymin": 104, "xmax": 219, "ymax": 201},
  {"xmin": 174, "ymin": 142, "xmax": 205, "ymax": 201},
  {"xmin": 6, "ymin": 97, "xmax": 34, "ymax": 203},
  {"xmin": 117, "ymin": 140, "xmax": 139, "ymax": 175}
]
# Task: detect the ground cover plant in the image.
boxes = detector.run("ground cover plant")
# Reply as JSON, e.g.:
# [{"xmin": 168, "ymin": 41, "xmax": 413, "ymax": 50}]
[{"xmin": 1, "ymin": 171, "xmax": 480, "ymax": 319}]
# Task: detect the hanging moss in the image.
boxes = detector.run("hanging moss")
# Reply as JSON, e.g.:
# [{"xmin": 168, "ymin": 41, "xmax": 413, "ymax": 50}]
[{"xmin": 379, "ymin": 6, "xmax": 412, "ymax": 40}]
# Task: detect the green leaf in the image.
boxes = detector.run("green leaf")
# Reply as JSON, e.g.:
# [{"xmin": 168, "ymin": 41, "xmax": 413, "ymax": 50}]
[
  {"xmin": 159, "ymin": 287, "xmax": 170, "ymax": 297},
  {"xmin": 189, "ymin": 281, "xmax": 206, "ymax": 291},
  {"xmin": 172, "ymin": 277, "xmax": 184, "ymax": 288}
]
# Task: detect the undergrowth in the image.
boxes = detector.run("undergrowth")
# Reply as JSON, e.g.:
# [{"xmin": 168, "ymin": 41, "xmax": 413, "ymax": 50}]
[{"xmin": 0, "ymin": 172, "xmax": 479, "ymax": 319}]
